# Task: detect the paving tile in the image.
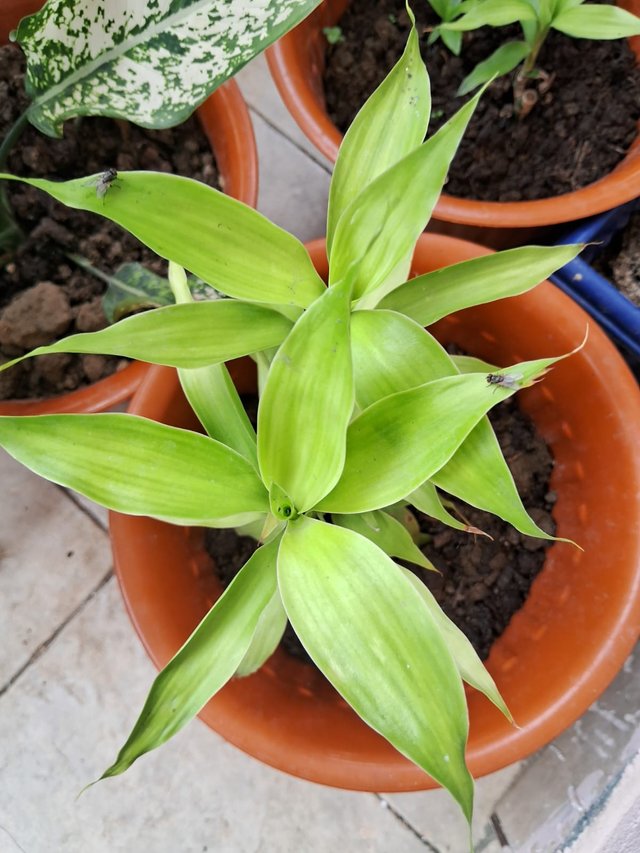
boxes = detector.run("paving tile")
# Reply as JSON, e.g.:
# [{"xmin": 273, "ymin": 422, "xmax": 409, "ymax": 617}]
[
  {"xmin": 494, "ymin": 645, "xmax": 640, "ymax": 852},
  {"xmin": 236, "ymin": 54, "xmax": 334, "ymax": 172},
  {"xmin": 561, "ymin": 753, "xmax": 640, "ymax": 853},
  {"xmin": 0, "ymin": 449, "xmax": 110, "ymax": 688},
  {"xmin": 383, "ymin": 761, "xmax": 524, "ymax": 852},
  {"xmin": 250, "ymin": 110, "xmax": 330, "ymax": 244},
  {"xmin": 0, "ymin": 576, "xmax": 429, "ymax": 853}
]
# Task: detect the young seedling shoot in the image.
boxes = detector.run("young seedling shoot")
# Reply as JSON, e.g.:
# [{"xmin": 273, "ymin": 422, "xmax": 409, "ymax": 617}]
[{"xmin": 436, "ymin": 0, "xmax": 640, "ymax": 114}]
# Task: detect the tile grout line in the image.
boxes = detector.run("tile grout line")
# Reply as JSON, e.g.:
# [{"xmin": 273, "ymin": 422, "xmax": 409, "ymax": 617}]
[
  {"xmin": 375, "ymin": 794, "xmax": 442, "ymax": 852},
  {"xmin": 246, "ymin": 102, "xmax": 334, "ymax": 176},
  {"xmin": 57, "ymin": 485, "xmax": 109, "ymax": 533},
  {"xmin": 0, "ymin": 568, "xmax": 113, "ymax": 700}
]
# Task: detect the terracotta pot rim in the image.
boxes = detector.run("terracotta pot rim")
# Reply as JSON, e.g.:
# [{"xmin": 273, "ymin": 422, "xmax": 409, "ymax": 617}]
[
  {"xmin": 266, "ymin": 0, "xmax": 640, "ymax": 228},
  {"xmin": 0, "ymin": 16, "xmax": 258, "ymax": 414},
  {"xmin": 110, "ymin": 232, "xmax": 640, "ymax": 791}
]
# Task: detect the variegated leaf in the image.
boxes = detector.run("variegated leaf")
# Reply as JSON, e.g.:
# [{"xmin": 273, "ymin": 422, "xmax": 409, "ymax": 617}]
[{"xmin": 16, "ymin": 0, "xmax": 323, "ymax": 137}]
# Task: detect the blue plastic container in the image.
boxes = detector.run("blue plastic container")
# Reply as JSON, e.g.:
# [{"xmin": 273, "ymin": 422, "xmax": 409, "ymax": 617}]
[{"xmin": 551, "ymin": 199, "xmax": 640, "ymax": 358}]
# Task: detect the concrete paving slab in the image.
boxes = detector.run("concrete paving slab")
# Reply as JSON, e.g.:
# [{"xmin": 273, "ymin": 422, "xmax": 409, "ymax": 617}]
[
  {"xmin": 562, "ymin": 753, "xmax": 640, "ymax": 853},
  {"xmin": 0, "ymin": 576, "xmax": 429, "ymax": 853},
  {"xmin": 250, "ymin": 111, "xmax": 330, "ymax": 245},
  {"xmin": 236, "ymin": 53, "xmax": 334, "ymax": 172},
  {"xmin": 0, "ymin": 450, "xmax": 111, "ymax": 689},
  {"xmin": 383, "ymin": 762, "xmax": 523, "ymax": 852},
  {"xmin": 493, "ymin": 645, "xmax": 640, "ymax": 852}
]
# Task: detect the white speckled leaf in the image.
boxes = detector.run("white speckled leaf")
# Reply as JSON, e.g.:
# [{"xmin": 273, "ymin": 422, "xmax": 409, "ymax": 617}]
[{"xmin": 15, "ymin": 0, "xmax": 322, "ymax": 137}]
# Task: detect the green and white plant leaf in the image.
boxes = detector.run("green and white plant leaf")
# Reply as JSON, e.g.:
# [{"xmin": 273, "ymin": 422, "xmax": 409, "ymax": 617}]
[
  {"xmin": 102, "ymin": 535, "xmax": 281, "ymax": 778},
  {"xmin": 327, "ymin": 13, "xmax": 430, "ymax": 252},
  {"xmin": 443, "ymin": 0, "xmax": 536, "ymax": 30},
  {"xmin": 0, "ymin": 172, "xmax": 326, "ymax": 307},
  {"xmin": 333, "ymin": 510, "xmax": 435, "ymax": 570},
  {"xmin": 15, "ymin": 0, "xmax": 324, "ymax": 137},
  {"xmin": 0, "ymin": 414, "xmax": 268, "ymax": 526},
  {"xmin": 278, "ymin": 517, "xmax": 473, "ymax": 821}
]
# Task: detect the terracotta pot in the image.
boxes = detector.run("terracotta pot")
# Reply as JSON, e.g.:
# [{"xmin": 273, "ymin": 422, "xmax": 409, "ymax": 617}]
[
  {"xmin": 0, "ymin": 2, "xmax": 259, "ymax": 415},
  {"xmin": 266, "ymin": 0, "xmax": 640, "ymax": 248},
  {"xmin": 110, "ymin": 233, "xmax": 640, "ymax": 791}
]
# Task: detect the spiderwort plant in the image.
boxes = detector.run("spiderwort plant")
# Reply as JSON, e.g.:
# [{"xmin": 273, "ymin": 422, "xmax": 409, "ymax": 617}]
[
  {"xmin": 437, "ymin": 0, "xmax": 640, "ymax": 99},
  {"xmin": 0, "ymin": 13, "xmax": 584, "ymax": 836}
]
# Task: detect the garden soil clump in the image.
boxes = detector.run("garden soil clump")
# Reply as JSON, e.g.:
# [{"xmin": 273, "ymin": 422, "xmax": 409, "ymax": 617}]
[
  {"xmin": 205, "ymin": 396, "xmax": 556, "ymax": 664},
  {"xmin": 323, "ymin": 0, "xmax": 640, "ymax": 202},
  {"xmin": 0, "ymin": 46, "xmax": 220, "ymax": 400},
  {"xmin": 593, "ymin": 211, "xmax": 640, "ymax": 307}
]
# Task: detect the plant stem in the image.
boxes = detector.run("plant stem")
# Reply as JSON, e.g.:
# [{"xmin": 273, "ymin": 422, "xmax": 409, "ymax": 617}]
[
  {"xmin": 0, "ymin": 109, "xmax": 29, "ymax": 169},
  {"xmin": 520, "ymin": 26, "xmax": 550, "ymax": 79},
  {"xmin": 0, "ymin": 110, "xmax": 30, "ymax": 255}
]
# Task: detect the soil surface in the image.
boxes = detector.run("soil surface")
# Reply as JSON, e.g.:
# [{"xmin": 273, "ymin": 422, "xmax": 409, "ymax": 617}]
[
  {"xmin": 323, "ymin": 0, "xmax": 640, "ymax": 202},
  {"xmin": 205, "ymin": 395, "xmax": 556, "ymax": 664},
  {"xmin": 594, "ymin": 211, "xmax": 640, "ymax": 307},
  {"xmin": 0, "ymin": 45, "xmax": 220, "ymax": 400}
]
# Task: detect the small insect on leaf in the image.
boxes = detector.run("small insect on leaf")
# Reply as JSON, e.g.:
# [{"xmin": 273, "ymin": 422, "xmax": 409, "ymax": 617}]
[
  {"xmin": 486, "ymin": 371, "xmax": 524, "ymax": 390},
  {"xmin": 85, "ymin": 168, "xmax": 119, "ymax": 200}
]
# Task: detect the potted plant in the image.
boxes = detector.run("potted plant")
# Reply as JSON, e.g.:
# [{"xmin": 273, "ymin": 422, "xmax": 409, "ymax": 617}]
[
  {"xmin": 266, "ymin": 0, "xmax": 640, "ymax": 248},
  {"xmin": 0, "ymin": 0, "xmax": 322, "ymax": 414},
  {"xmin": 0, "ymin": 18, "xmax": 639, "ymax": 840},
  {"xmin": 551, "ymin": 197, "xmax": 640, "ymax": 359}
]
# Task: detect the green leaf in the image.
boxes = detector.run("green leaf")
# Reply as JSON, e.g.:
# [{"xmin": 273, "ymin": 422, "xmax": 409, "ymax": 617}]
[
  {"xmin": 400, "ymin": 568, "xmax": 511, "ymax": 720},
  {"xmin": 451, "ymin": 355, "xmax": 498, "ymax": 374},
  {"xmin": 552, "ymin": 4, "xmax": 640, "ymax": 38},
  {"xmin": 102, "ymin": 535, "xmax": 281, "ymax": 778},
  {"xmin": 328, "ymin": 90, "xmax": 482, "ymax": 300},
  {"xmin": 333, "ymin": 510, "xmax": 435, "ymax": 570},
  {"xmin": 0, "ymin": 300, "xmax": 292, "ymax": 375},
  {"xmin": 431, "ymin": 417, "xmax": 563, "ymax": 541},
  {"xmin": 257, "ymin": 279, "xmax": 353, "ymax": 513},
  {"xmin": 317, "ymin": 349, "xmax": 577, "ymax": 515},
  {"xmin": 0, "ymin": 172, "xmax": 325, "ymax": 307},
  {"xmin": 278, "ymin": 517, "xmax": 473, "ymax": 822},
  {"xmin": 327, "ymin": 15, "xmax": 430, "ymax": 253},
  {"xmin": 443, "ymin": 0, "xmax": 537, "ymax": 30},
  {"xmin": 351, "ymin": 310, "xmax": 452, "ymax": 409},
  {"xmin": 236, "ymin": 585, "xmax": 288, "ymax": 677},
  {"xmin": 457, "ymin": 40, "xmax": 530, "ymax": 95},
  {"xmin": 16, "ymin": 0, "xmax": 323, "ymax": 137},
  {"xmin": 441, "ymin": 27, "xmax": 463, "ymax": 54},
  {"xmin": 379, "ymin": 244, "xmax": 582, "ymax": 326},
  {"xmin": 0, "ymin": 414, "xmax": 268, "ymax": 527},
  {"xmin": 408, "ymin": 481, "xmax": 485, "ymax": 535},
  {"xmin": 168, "ymin": 262, "xmax": 258, "ymax": 468}
]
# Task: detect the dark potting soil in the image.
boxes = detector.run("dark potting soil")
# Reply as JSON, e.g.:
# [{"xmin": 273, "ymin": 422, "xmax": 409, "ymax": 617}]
[
  {"xmin": 204, "ymin": 395, "xmax": 556, "ymax": 665},
  {"xmin": 0, "ymin": 45, "xmax": 220, "ymax": 400},
  {"xmin": 593, "ymin": 211, "xmax": 640, "ymax": 307},
  {"xmin": 323, "ymin": 0, "xmax": 640, "ymax": 202}
]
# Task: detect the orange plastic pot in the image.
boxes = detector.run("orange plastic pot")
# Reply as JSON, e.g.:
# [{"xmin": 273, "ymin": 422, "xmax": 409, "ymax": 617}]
[
  {"xmin": 110, "ymin": 233, "xmax": 640, "ymax": 791},
  {"xmin": 267, "ymin": 0, "xmax": 640, "ymax": 248},
  {"xmin": 0, "ymin": 2, "xmax": 259, "ymax": 415}
]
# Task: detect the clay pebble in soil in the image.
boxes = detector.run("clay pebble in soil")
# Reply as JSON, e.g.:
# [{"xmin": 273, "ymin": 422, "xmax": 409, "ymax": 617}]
[
  {"xmin": 323, "ymin": 0, "xmax": 640, "ymax": 202},
  {"xmin": 205, "ymin": 396, "xmax": 556, "ymax": 665},
  {"xmin": 594, "ymin": 211, "xmax": 640, "ymax": 307},
  {"xmin": 0, "ymin": 45, "xmax": 220, "ymax": 400}
]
